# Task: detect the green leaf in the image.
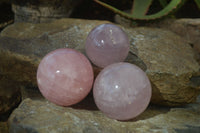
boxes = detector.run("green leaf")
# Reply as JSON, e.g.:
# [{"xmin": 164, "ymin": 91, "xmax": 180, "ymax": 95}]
[
  {"xmin": 131, "ymin": 0, "xmax": 153, "ymax": 16},
  {"xmin": 194, "ymin": 0, "xmax": 200, "ymax": 9},
  {"xmin": 94, "ymin": 0, "xmax": 131, "ymax": 18},
  {"xmin": 140, "ymin": 0, "xmax": 182, "ymax": 19},
  {"xmin": 94, "ymin": 0, "xmax": 182, "ymax": 20}
]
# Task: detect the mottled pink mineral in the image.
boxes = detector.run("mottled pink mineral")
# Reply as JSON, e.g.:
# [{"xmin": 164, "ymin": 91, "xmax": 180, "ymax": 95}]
[
  {"xmin": 85, "ymin": 24, "xmax": 130, "ymax": 68},
  {"xmin": 37, "ymin": 48, "xmax": 94, "ymax": 106},
  {"xmin": 93, "ymin": 62, "xmax": 152, "ymax": 120}
]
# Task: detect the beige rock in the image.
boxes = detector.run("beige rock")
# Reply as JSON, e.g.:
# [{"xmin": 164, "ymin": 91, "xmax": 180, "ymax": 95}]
[
  {"xmin": 148, "ymin": 19, "xmax": 200, "ymax": 48},
  {"xmin": 0, "ymin": 18, "xmax": 199, "ymax": 106},
  {"xmin": 115, "ymin": 17, "xmax": 200, "ymax": 60},
  {"xmin": 8, "ymin": 98, "xmax": 200, "ymax": 133},
  {"xmin": 149, "ymin": 18, "xmax": 200, "ymax": 62},
  {"xmin": 126, "ymin": 27, "xmax": 200, "ymax": 106}
]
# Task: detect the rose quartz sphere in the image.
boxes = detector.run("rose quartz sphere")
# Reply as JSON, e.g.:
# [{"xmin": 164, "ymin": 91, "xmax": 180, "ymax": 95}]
[
  {"xmin": 93, "ymin": 62, "xmax": 152, "ymax": 120},
  {"xmin": 37, "ymin": 48, "xmax": 94, "ymax": 106},
  {"xmin": 85, "ymin": 24, "xmax": 130, "ymax": 68}
]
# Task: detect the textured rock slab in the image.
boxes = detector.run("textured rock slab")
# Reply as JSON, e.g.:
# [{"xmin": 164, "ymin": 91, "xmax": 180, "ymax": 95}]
[
  {"xmin": 0, "ymin": 18, "xmax": 200, "ymax": 106},
  {"xmin": 126, "ymin": 27, "xmax": 200, "ymax": 106},
  {"xmin": 115, "ymin": 18, "xmax": 200, "ymax": 60},
  {"xmin": 0, "ymin": 77, "xmax": 21, "ymax": 120},
  {"xmin": 150, "ymin": 19, "xmax": 200, "ymax": 47},
  {"xmin": 8, "ymin": 98, "xmax": 200, "ymax": 133},
  {"xmin": 0, "ymin": 19, "xmax": 107, "ymax": 85},
  {"xmin": 12, "ymin": 0, "xmax": 83, "ymax": 23},
  {"xmin": 148, "ymin": 18, "xmax": 200, "ymax": 61}
]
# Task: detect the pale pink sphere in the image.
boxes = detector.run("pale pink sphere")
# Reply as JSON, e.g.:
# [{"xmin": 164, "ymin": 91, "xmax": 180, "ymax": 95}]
[
  {"xmin": 93, "ymin": 62, "xmax": 152, "ymax": 120},
  {"xmin": 37, "ymin": 48, "xmax": 94, "ymax": 106},
  {"xmin": 85, "ymin": 24, "xmax": 130, "ymax": 68}
]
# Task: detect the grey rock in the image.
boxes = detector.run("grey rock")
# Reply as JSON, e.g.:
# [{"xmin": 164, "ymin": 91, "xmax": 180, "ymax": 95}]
[
  {"xmin": 0, "ymin": 18, "xmax": 199, "ymax": 106},
  {"xmin": 11, "ymin": 0, "xmax": 83, "ymax": 23},
  {"xmin": 8, "ymin": 98, "xmax": 200, "ymax": 133}
]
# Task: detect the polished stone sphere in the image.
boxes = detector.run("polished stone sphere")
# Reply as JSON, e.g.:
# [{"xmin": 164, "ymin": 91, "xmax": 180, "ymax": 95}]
[
  {"xmin": 85, "ymin": 24, "xmax": 130, "ymax": 68},
  {"xmin": 93, "ymin": 62, "xmax": 152, "ymax": 120},
  {"xmin": 37, "ymin": 48, "xmax": 94, "ymax": 106}
]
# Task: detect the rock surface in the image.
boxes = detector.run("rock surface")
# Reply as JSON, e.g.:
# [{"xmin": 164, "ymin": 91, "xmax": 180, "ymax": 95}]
[
  {"xmin": 115, "ymin": 18, "xmax": 200, "ymax": 62},
  {"xmin": 126, "ymin": 27, "xmax": 200, "ymax": 106},
  {"xmin": 0, "ymin": 18, "xmax": 200, "ymax": 106},
  {"xmin": 8, "ymin": 98, "xmax": 200, "ymax": 133},
  {"xmin": 149, "ymin": 19, "xmax": 200, "ymax": 46},
  {"xmin": 0, "ymin": 77, "xmax": 21, "ymax": 121},
  {"xmin": 11, "ymin": 0, "xmax": 83, "ymax": 23},
  {"xmin": 149, "ymin": 18, "xmax": 200, "ymax": 62}
]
